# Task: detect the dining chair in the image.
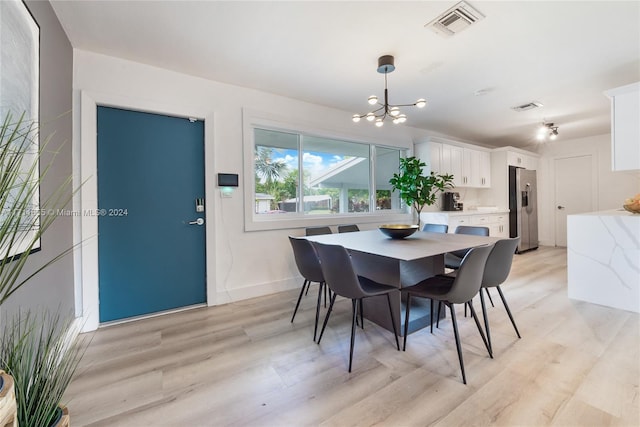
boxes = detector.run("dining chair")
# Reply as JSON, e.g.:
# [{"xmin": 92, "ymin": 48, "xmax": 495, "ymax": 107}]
[
  {"xmin": 422, "ymin": 223, "xmax": 448, "ymax": 233},
  {"xmin": 312, "ymin": 241, "xmax": 400, "ymax": 372},
  {"xmin": 305, "ymin": 226, "xmax": 332, "ymax": 236},
  {"xmin": 288, "ymin": 237, "xmax": 327, "ymax": 342},
  {"xmin": 402, "ymin": 244, "xmax": 494, "ymax": 384},
  {"xmin": 338, "ymin": 224, "xmax": 360, "ymax": 233},
  {"xmin": 444, "ymin": 225, "xmax": 490, "ymax": 269},
  {"xmin": 479, "ymin": 237, "xmax": 521, "ymax": 354}
]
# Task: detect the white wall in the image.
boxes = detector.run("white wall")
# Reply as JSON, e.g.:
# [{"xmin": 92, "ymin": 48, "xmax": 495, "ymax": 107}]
[
  {"xmin": 73, "ymin": 50, "xmax": 443, "ymax": 330},
  {"xmin": 537, "ymin": 133, "xmax": 640, "ymax": 246}
]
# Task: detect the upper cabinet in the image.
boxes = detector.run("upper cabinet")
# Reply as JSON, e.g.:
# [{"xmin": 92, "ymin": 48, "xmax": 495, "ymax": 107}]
[
  {"xmin": 415, "ymin": 138, "xmax": 490, "ymax": 188},
  {"xmin": 506, "ymin": 151, "xmax": 538, "ymax": 170},
  {"xmin": 605, "ymin": 82, "xmax": 640, "ymax": 171}
]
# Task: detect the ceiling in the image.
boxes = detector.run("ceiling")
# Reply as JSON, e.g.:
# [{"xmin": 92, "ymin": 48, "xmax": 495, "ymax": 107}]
[{"xmin": 49, "ymin": 1, "xmax": 640, "ymax": 150}]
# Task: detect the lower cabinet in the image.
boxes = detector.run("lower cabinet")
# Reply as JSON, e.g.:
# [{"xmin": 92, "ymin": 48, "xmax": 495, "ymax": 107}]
[{"xmin": 421, "ymin": 212, "xmax": 509, "ymax": 237}]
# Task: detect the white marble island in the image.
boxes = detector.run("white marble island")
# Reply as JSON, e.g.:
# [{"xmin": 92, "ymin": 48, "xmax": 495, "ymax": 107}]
[{"xmin": 567, "ymin": 209, "xmax": 640, "ymax": 312}]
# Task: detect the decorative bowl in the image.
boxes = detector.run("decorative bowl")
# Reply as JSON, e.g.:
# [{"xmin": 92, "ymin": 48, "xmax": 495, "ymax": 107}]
[
  {"xmin": 379, "ymin": 224, "xmax": 419, "ymax": 239},
  {"xmin": 623, "ymin": 204, "xmax": 640, "ymax": 214}
]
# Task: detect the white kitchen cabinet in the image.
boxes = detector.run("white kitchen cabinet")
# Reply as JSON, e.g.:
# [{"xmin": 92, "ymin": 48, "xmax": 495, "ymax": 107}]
[
  {"xmin": 463, "ymin": 148, "xmax": 491, "ymax": 188},
  {"xmin": 441, "ymin": 144, "xmax": 464, "ymax": 187},
  {"xmin": 414, "ymin": 141, "xmax": 442, "ymax": 175},
  {"xmin": 507, "ymin": 151, "xmax": 538, "ymax": 170},
  {"xmin": 414, "ymin": 140, "xmax": 491, "ymax": 188},
  {"xmin": 421, "ymin": 211, "xmax": 509, "ymax": 237},
  {"xmin": 605, "ymin": 82, "xmax": 640, "ymax": 171}
]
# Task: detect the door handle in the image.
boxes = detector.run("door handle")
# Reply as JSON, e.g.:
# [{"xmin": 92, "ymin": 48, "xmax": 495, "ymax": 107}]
[
  {"xmin": 189, "ymin": 218, "xmax": 205, "ymax": 226},
  {"xmin": 557, "ymin": 205, "xmax": 565, "ymax": 210}
]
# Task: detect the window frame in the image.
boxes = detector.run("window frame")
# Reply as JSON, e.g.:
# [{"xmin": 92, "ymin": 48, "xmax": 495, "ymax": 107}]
[{"xmin": 242, "ymin": 109, "xmax": 412, "ymax": 231}]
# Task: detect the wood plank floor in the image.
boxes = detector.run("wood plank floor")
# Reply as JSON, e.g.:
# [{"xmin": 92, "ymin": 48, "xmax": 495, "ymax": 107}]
[{"xmin": 65, "ymin": 246, "xmax": 640, "ymax": 426}]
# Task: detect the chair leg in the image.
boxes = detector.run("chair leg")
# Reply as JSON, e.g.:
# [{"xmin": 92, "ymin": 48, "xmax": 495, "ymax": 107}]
[
  {"xmin": 436, "ymin": 301, "xmax": 442, "ymax": 328},
  {"xmin": 485, "ymin": 287, "xmax": 495, "ymax": 307},
  {"xmin": 403, "ymin": 293, "xmax": 411, "ymax": 351},
  {"xmin": 359, "ymin": 299, "xmax": 364, "ymax": 329},
  {"xmin": 386, "ymin": 293, "xmax": 400, "ymax": 351},
  {"xmin": 349, "ymin": 299, "xmax": 358, "ymax": 372},
  {"xmin": 430, "ymin": 298, "xmax": 434, "ymax": 333},
  {"xmin": 479, "ymin": 289, "xmax": 493, "ymax": 356},
  {"xmin": 449, "ymin": 303, "xmax": 467, "ymax": 385},
  {"xmin": 313, "ymin": 282, "xmax": 324, "ymax": 342},
  {"xmin": 468, "ymin": 299, "xmax": 492, "ymax": 359},
  {"xmin": 305, "ymin": 279, "xmax": 312, "ymax": 295},
  {"xmin": 496, "ymin": 286, "xmax": 521, "ymax": 339},
  {"xmin": 291, "ymin": 279, "xmax": 308, "ymax": 323},
  {"xmin": 317, "ymin": 292, "xmax": 337, "ymax": 345}
]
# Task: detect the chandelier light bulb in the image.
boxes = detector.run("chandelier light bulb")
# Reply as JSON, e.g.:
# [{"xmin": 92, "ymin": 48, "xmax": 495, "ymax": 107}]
[
  {"xmin": 352, "ymin": 114, "xmax": 361, "ymax": 123},
  {"xmin": 366, "ymin": 113, "xmax": 375, "ymax": 122},
  {"xmin": 536, "ymin": 133, "xmax": 546, "ymax": 141},
  {"xmin": 398, "ymin": 114, "xmax": 407, "ymax": 123},
  {"xmin": 375, "ymin": 118, "xmax": 384, "ymax": 127},
  {"xmin": 537, "ymin": 124, "xmax": 547, "ymax": 135},
  {"xmin": 549, "ymin": 132, "xmax": 557, "ymax": 141},
  {"xmin": 415, "ymin": 99, "xmax": 427, "ymax": 108},
  {"xmin": 368, "ymin": 95, "xmax": 378, "ymax": 105},
  {"xmin": 390, "ymin": 107, "xmax": 400, "ymax": 116}
]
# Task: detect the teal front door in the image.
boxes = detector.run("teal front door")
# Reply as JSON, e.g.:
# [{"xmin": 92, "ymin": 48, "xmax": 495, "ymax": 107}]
[{"xmin": 97, "ymin": 106, "xmax": 206, "ymax": 323}]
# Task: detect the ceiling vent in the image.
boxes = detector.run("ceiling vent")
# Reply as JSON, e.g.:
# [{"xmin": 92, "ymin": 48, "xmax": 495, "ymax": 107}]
[
  {"xmin": 511, "ymin": 101, "xmax": 544, "ymax": 112},
  {"xmin": 426, "ymin": 1, "xmax": 485, "ymax": 37}
]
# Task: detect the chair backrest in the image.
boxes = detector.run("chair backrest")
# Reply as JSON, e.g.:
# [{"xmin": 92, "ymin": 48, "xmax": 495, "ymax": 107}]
[
  {"xmin": 338, "ymin": 224, "xmax": 360, "ymax": 233},
  {"xmin": 445, "ymin": 244, "xmax": 494, "ymax": 304},
  {"xmin": 422, "ymin": 223, "xmax": 448, "ymax": 233},
  {"xmin": 310, "ymin": 241, "xmax": 366, "ymax": 300},
  {"xmin": 454, "ymin": 225, "xmax": 489, "ymax": 236},
  {"xmin": 288, "ymin": 237, "xmax": 324, "ymax": 283},
  {"xmin": 305, "ymin": 226, "xmax": 332, "ymax": 236},
  {"xmin": 482, "ymin": 237, "xmax": 520, "ymax": 288},
  {"xmin": 450, "ymin": 225, "xmax": 490, "ymax": 259}
]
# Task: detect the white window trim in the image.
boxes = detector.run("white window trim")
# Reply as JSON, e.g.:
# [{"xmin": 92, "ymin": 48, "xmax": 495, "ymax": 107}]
[{"xmin": 242, "ymin": 108, "xmax": 412, "ymax": 231}]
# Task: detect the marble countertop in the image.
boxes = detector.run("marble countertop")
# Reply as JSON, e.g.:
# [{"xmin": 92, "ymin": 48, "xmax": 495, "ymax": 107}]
[
  {"xmin": 570, "ymin": 208, "xmax": 640, "ymax": 217},
  {"xmin": 422, "ymin": 209, "xmax": 510, "ymax": 216}
]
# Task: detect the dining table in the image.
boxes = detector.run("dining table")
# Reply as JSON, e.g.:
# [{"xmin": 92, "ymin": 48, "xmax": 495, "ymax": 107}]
[{"xmin": 304, "ymin": 229, "xmax": 500, "ymax": 336}]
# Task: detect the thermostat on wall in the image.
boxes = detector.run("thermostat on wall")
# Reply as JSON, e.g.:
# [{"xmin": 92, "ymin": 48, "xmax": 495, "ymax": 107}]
[{"xmin": 217, "ymin": 173, "xmax": 239, "ymax": 187}]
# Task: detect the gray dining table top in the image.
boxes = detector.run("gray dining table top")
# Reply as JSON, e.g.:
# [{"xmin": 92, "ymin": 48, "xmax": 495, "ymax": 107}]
[{"xmin": 304, "ymin": 229, "xmax": 500, "ymax": 262}]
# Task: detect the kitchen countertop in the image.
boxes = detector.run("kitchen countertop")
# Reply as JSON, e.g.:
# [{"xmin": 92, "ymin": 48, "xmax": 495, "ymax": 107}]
[
  {"xmin": 423, "ymin": 209, "xmax": 510, "ymax": 216},
  {"xmin": 570, "ymin": 208, "xmax": 640, "ymax": 217}
]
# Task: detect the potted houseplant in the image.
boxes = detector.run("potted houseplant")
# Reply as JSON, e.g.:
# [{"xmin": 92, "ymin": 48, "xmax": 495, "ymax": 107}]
[
  {"xmin": 0, "ymin": 112, "xmax": 85, "ymax": 427},
  {"xmin": 389, "ymin": 156, "xmax": 454, "ymax": 226}
]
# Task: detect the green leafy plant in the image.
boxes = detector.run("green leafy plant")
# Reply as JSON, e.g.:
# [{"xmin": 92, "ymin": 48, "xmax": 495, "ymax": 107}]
[
  {"xmin": 0, "ymin": 310, "xmax": 87, "ymax": 427},
  {"xmin": 389, "ymin": 156, "xmax": 454, "ymax": 224},
  {"xmin": 0, "ymin": 112, "xmax": 74, "ymax": 305},
  {"xmin": 0, "ymin": 111, "xmax": 84, "ymax": 426}
]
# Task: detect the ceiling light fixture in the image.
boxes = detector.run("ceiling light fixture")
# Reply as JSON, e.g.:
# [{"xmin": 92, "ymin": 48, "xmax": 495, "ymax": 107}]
[
  {"xmin": 536, "ymin": 122, "xmax": 559, "ymax": 141},
  {"xmin": 352, "ymin": 55, "xmax": 426, "ymax": 126}
]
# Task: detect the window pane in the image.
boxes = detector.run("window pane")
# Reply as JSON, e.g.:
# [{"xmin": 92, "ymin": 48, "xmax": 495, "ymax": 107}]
[
  {"xmin": 303, "ymin": 136, "xmax": 370, "ymax": 214},
  {"xmin": 375, "ymin": 146, "xmax": 402, "ymax": 211},
  {"xmin": 254, "ymin": 128, "xmax": 299, "ymax": 214}
]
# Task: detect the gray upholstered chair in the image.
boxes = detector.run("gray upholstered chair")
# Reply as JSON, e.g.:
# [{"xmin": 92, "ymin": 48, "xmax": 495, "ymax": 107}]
[
  {"xmin": 312, "ymin": 241, "xmax": 400, "ymax": 372},
  {"xmin": 288, "ymin": 237, "xmax": 327, "ymax": 342},
  {"xmin": 338, "ymin": 224, "xmax": 360, "ymax": 233},
  {"xmin": 444, "ymin": 225, "xmax": 490, "ymax": 269},
  {"xmin": 305, "ymin": 226, "xmax": 332, "ymax": 236},
  {"xmin": 422, "ymin": 223, "xmax": 448, "ymax": 233},
  {"xmin": 479, "ymin": 237, "xmax": 521, "ymax": 354},
  {"xmin": 402, "ymin": 244, "xmax": 494, "ymax": 384}
]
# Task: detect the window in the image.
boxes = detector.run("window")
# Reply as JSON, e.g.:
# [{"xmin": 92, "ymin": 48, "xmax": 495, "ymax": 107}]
[{"xmin": 253, "ymin": 127, "xmax": 404, "ymax": 219}]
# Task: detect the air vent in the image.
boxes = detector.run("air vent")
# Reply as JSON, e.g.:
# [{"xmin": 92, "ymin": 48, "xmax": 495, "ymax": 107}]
[
  {"xmin": 426, "ymin": 1, "xmax": 485, "ymax": 37},
  {"xmin": 511, "ymin": 101, "xmax": 544, "ymax": 112}
]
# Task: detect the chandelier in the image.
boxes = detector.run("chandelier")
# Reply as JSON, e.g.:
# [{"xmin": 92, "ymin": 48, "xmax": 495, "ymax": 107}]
[{"xmin": 352, "ymin": 55, "xmax": 426, "ymax": 127}]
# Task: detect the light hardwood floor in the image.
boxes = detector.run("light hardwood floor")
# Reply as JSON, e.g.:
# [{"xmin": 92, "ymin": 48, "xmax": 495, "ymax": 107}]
[{"xmin": 65, "ymin": 246, "xmax": 640, "ymax": 426}]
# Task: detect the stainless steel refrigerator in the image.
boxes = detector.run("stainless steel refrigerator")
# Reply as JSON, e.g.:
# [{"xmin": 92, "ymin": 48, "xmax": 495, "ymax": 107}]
[{"xmin": 509, "ymin": 166, "xmax": 539, "ymax": 253}]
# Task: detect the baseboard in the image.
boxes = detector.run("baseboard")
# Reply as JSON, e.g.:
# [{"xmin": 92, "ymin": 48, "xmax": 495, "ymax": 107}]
[{"xmin": 214, "ymin": 277, "xmax": 300, "ymax": 305}]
